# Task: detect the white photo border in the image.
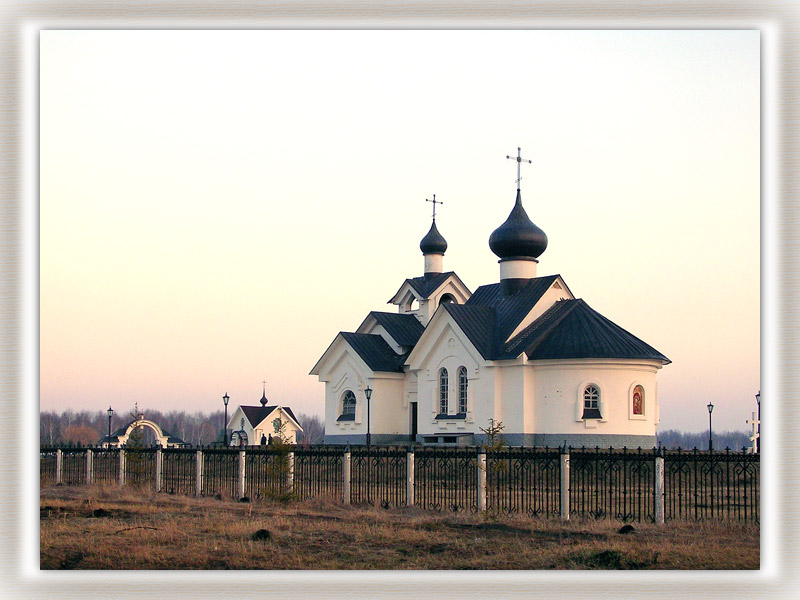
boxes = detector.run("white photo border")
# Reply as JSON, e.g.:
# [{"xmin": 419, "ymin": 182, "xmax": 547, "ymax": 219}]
[{"xmin": 2, "ymin": 1, "xmax": 793, "ymax": 598}]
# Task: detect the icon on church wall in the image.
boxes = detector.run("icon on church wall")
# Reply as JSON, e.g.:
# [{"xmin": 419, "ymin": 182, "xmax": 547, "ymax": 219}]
[{"xmin": 633, "ymin": 385, "xmax": 644, "ymax": 415}]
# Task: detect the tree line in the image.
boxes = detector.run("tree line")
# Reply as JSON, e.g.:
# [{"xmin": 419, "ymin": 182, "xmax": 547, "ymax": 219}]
[
  {"xmin": 39, "ymin": 408, "xmax": 752, "ymax": 451},
  {"xmin": 40, "ymin": 407, "xmax": 324, "ymax": 447}
]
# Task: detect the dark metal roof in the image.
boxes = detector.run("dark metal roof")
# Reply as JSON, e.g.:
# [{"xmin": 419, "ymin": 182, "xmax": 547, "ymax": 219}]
[
  {"xmin": 504, "ymin": 299, "xmax": 671, "ymax": 363},
  {"xmin": 406, "ymin": 271, "xmax": 456, "ymax": 299},
  {"xmin": 419, "ymin": 220, "xmax": 448, "ymax": 255},
  {"xmin": 441, "ymin": 303, "xmax": 495, "ymax": 359},
  {"xmin": 489, "ymin": 189, "xmax": 548, "ymax": 260},
  {"xmin": 340, "ymin": 332, "xmax": 407, "ymax": 372},
  {"xmin": 367, "ymin": 311, "xmax": 425, "ymax": 347},
  {"xmin": 466, "ymin": 275, "xmax": 559, "ymax": 348},
  {"xmin": 240, "ymin": 405, "xmax": 301, "ymax": 429}
]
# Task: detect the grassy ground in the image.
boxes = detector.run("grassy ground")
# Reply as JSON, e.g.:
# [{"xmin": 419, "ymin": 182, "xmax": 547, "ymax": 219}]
[{"xmin": 40, "ymin": 485, "xmax": 759, "ymax": 570}]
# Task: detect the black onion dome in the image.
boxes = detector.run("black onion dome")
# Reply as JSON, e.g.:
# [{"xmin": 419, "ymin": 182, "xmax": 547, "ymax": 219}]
[
  {"xmin": 420, "ymin": 220, "xmax": 448, "ymax": 255},
  {"xmin": 259, "ymin": 391, "xmax": 268, "ymax": 407},
  {"xmin": 489, "ymin": 190, "xmax": 548, "ymax": 260}
]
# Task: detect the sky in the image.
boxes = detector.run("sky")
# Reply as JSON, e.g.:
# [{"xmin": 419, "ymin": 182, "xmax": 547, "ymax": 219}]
[{"xmin": 39, "ymin": 30, "xmax": 760, "ymax": 433}]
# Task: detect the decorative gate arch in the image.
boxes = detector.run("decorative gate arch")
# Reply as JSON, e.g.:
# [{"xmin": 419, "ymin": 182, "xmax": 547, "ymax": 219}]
[{"xmin": 104, "ymin": 418, "xmax": 188, "ymax": 448}]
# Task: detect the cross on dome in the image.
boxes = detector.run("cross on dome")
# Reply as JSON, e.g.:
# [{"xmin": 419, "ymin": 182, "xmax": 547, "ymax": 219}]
[
  {"xmin": 506, "ymin": 147, "xmax": 532, "ymax": 191},
  {"xmin": 426, "ymin": 194, "xmax": 443, "ymax": 220}
]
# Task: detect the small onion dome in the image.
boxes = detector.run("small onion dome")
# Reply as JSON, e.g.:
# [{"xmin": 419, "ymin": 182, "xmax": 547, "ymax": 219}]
[
  {"xmin": 259, "ymin": 391, "xmax": 268, "ymax": 407},
  {"xmin": 489, "ymin": 190, "xmax": 548, "ymax": 260},
  {"xmin": 420, "ymin": 220, "xmax": 448, "ymax": 255}
]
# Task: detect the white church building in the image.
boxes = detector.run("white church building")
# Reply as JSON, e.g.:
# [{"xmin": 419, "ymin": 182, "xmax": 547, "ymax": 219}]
[{"xmin": 311, "ymin": 155, "xmax": 670, "ymax": 448}]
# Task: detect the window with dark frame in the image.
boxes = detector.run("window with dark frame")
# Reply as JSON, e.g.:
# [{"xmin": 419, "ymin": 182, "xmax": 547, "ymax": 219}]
[
  {"xmin": 582, "ymin": 384, "xmax": 602, "ymax": 419},
  {"xmin": 458, "ymin": 366, "xmax": 468, "ymax": 414},
  {"xmin": 439, "ymin": 368, "xmax": 449, "ymax": 415}
]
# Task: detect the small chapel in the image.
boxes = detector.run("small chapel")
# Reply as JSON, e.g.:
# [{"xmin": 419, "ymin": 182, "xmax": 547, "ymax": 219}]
[{"xmin": 310, "ymin": 149, "xmax": 670, "ymax": 448}]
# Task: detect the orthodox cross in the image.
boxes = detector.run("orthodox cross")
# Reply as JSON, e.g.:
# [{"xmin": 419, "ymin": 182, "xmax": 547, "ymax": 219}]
[
  {"xmin": 426, "ymin": 194, "xmax": 443, "ymax": 220},
  {"xmin": 262, "ymin": 380, "xmax": 267, "ymax": 393},
  {"xmin": 746, "ymin": 411, "xmax": 760, "ymax": 454},
  {"xmin": 506, "ymin": 147, "xmax": 532, "ymax": 190}
]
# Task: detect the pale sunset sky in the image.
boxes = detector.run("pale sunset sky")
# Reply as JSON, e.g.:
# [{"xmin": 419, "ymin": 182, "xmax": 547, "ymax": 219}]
[{"xmin": 39, "ymin": 30, "xmax": 760, "ymax": 433}]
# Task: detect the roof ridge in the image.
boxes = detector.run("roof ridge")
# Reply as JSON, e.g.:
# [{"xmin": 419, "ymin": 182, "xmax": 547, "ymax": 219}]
[{"xmin": 504, "ymin": 298, "xmax": 580, "ymax": 357}]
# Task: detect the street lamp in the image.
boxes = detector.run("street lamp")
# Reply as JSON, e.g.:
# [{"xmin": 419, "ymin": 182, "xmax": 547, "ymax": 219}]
[
  {"xmin": 107, "ymin": 406, "xmax": 114, "ymax": 446},
  {"xmin": 222, "ymin": 393, "xmax": 230, "ymax": 446},
  {"xmin": 755, "ymin": 391, "xmax": 761, "ymax": 454},
  {"xmin": 707, "ymin": 402, "xmax": 714, "ymax": 452},
  {"xmin": 364, "ymin": 386, "xmax": 372, "ymax": 448}
]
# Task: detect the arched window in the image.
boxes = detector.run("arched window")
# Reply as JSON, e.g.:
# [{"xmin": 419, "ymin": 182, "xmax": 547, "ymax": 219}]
[
  {"xmin": 632, "ymin": 385, "xmax": 644, "ymax": 416},
  {"xmin": 439, "ymin": 368, "xmax": 449, "ymax": 414},
  {"xmin": 440, "ymin": 293, "xmax": 456, "ymax": 304},
  {"xmin": 458, "ymin": 366, "xmax": 468, "ymax": 414},
  {"xmin": 583, "ymin": 385, "xmax": 601, "ymax": 419},
  {"xmin": 339, "ymin": 390, "xmax": 356, "ymax": 421}
]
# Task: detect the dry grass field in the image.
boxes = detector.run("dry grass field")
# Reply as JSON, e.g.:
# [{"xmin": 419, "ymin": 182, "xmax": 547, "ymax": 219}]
[{"xmin": 40, "ymin": 484, "xmax": 759, "ymax": 570}]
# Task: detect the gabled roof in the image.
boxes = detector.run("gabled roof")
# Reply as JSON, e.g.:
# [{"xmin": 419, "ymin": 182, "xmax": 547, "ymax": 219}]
[
  {"xmin": 465, "ymin": 275, "xmax": 561, "ymax": 347},
  {"xmin": 359, "ymin": 311, "xmax": 425, "ymax": 347},
  {"xmin": 340, "ymin": 332, "xmax": 407, "ymax": 372},
  {"xmin": 240, "ymin": 405, "xmax": 302, "ymax": 430},
  {"xmin": 388, "ymin": 271, "xmax": 471, "ymax": 304},
  {"xmin": 500, "ymin": 299, "xmax": 670, "ymax": 363}
]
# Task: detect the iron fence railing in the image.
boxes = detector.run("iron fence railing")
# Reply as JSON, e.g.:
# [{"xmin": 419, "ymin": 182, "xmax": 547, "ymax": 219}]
[
  {"xmin": 414, "ymin": 447, "xmax": 478, "ymax": 512},
  {"xmin": 664, "ymin": 448, "xmax": 760, "ymax": 523},
  {"xmin": 486, "ymin": 447, "xmax": 561, "ymax": 518},
  {"xmin": 350, "ymin": 447, "xmax": 407, "ymax": 507},
  {"xmin": 569, "ymin": 447, "xmax": 657, "ymax": 522},
  {"xmin": 293, "ymin": 446, "xmax": 343, "ymax": 501},
  {"xmin": 39, "ymin": 444, "xmax": 760, "ymax": 523}
]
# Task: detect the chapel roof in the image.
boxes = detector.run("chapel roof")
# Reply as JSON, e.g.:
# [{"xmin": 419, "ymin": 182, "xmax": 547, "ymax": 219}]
[
  {"xmin": 240, "ymin": 405, "xmax": 301, "ymax": 429},
  {"xmin": 361, "ymin": 311, "xmax": 425, "ymax": 347}
]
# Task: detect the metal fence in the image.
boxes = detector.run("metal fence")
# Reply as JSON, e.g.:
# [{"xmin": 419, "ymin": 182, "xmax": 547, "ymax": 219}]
[{"xmin": 40, "ymin": 445, "xmax": 759, "ymax": 523}]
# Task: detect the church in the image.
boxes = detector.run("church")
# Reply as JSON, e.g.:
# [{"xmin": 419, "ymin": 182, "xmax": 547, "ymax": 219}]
[{"xmin": 310, "ymin": 150, "xmax": 670, "ymax": 448}]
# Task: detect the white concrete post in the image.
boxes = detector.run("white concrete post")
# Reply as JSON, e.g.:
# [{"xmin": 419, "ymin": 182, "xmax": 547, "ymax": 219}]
[
  {"xmin": 406, "ymin": 449, "xmax": 415, "ymax": 507},
  {"xmin": 287, "ymin": 451, "xmax": 295, "ymax": 496},
  {"xmin": 155, "ymin": 447, "xmax": 162, "ymax": 493},
  {"xmin": 560, "ymin": 447, "xmax": 570, "ymax": 521},
  {"xmin": 655, "ymin": 450, "xmax": 665, "ymax": 525},
  {"xmin": 343, "ymin": 448, "xmax": 351, "ymax": 504},
  {"xmin": 477, "ymin": 450, "xmax": 487, "ymax": 512},
  {"xmin": 119, "ymin": 449, "xmax": 126, "ymax": 487},
  {"xmin": 55, "ymin": 449, "xmax": 63, "ymax": 484},
  {"xmin": 86, "ymin": 449, "xmax": 93, "ymax": 485},
  {"xmin": 195, "ymin": 450, "xmax": 203, "ymax": 497},
  {"xmin": 238, "ymin": 449, "xmax": 246, "ymax": 500}
]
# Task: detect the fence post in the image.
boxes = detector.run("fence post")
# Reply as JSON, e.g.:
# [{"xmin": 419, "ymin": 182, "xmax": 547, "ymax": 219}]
[
  {"xmin": 155, "ymin": 447, "xmax": 162, "ymax": 493},
  {"xmin": 56, "ymin": 449, "xmax": 63, "ymax": 484},
  {"xmin": 119, "ymin": 449, "xmax": 126, "ymax": 487},
  {"xmin": 560, "ymin": 446, "xmax": 570, "ymax": 521},
  {"xmin": 343, "ymin": 447, "xmax": 351, "ymax": 505},
  {"xmin": 406, "ymin": 447, "xmax": 415, "ymax": 507},
  {"xmin": 238, "ymin": 449, "xmax": 246, "ymax": 499},
  {"xmin": 655, "ymin": 447, "xmax": 665, "ymax": 525},
  {"xmin": 195, "ymin": 450, "xmax": 203, "ymax": 497},
  {"xmin": 86, "ymin": 449, "xmax": 93, "ymax": 486},
  {"xmin": 477, "ymin": 449, "xmax": 487, "ymax": 512},
  {"xmin": 287, "ymin": 451, "xmax": 295, "ymax": 496}
]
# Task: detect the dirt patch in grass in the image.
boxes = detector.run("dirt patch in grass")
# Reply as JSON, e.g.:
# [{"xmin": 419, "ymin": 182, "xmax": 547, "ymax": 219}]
[{"xmin": 40, "ymin": 485, "xmax": 759, "ymax": 570}]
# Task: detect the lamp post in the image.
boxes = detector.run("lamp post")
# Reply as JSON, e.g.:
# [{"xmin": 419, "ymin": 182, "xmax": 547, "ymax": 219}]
[
  {"xmin": 107, "ymin": 406, "xmax": 114, "ymax": 446},
  {"xmin": 755, "ymin": 391, "xmax": 760, "ymax": 454},
  {"xmin": 222, "ymin": 393, "xmax": 230, "ymax": 446},
  {"xmin": 707, "ymin": 402, "xmax": 714, "ymax": 452},
  {"xmin": 364, "ymin": 386, "xmax": 372, "ymax": 448}
]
